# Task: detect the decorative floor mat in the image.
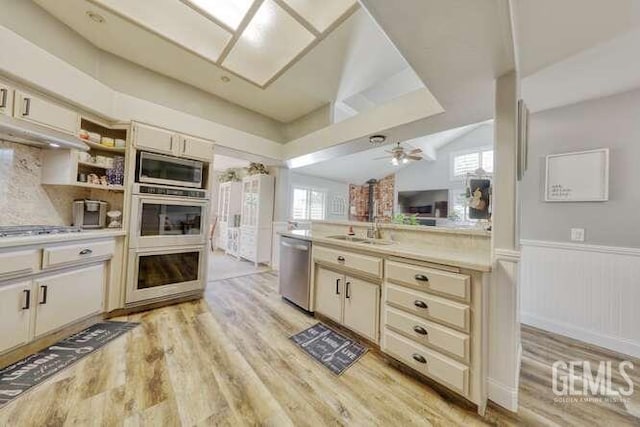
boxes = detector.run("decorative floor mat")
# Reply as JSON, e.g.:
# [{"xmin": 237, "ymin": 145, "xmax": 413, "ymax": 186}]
[
  {"xmin": 290, "ymin": 323, "xmax": 367, "ymax": 375},
  {"xmin": 0, "ymin": 321, "xmax": 139, "ymax": 407}
]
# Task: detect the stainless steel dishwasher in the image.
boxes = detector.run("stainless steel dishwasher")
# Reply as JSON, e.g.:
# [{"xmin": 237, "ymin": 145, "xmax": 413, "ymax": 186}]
[{"xmin": 279, "ymin": 235, "xmax": 312, "ymax": 311}]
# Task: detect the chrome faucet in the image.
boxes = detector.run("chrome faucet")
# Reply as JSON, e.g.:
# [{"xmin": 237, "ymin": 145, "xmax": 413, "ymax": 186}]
[{"xmin": 367, "ymin": 218, "xmax": 382, "ymax": 239}]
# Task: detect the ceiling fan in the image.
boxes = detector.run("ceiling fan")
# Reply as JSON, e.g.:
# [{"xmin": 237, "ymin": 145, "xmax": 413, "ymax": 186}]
[{"xmin": 375, "ymin": 142, "xmax": 423, "ymax": 165}]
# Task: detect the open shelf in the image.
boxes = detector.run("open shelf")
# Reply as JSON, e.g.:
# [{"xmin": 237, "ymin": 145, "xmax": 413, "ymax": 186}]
[
  {"xmin": 74, "ymin": 182, "xmax": 125, "ymax": 192},
  {"xmin": 83, "ymin": 140, "xmax": 126, "ymax": 154},
  {"xmin": 78, "ymin": 161, "xmax": 112, "ymax": 170}
]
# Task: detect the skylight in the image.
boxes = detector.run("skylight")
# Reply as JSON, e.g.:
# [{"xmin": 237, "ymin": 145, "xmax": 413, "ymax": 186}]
[
  {"xmin": 94, "ymin": 0, "xmax": 359, "ymax": 88},
  {"xmin": 183, "ymin": 0, "xmax": 255, "ymax": 30}
]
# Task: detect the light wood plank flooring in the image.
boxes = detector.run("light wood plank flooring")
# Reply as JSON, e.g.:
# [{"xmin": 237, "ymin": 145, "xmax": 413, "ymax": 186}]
[{"xmin": 1, "ymin": 272, "xmax": 638, "ymax": 426}]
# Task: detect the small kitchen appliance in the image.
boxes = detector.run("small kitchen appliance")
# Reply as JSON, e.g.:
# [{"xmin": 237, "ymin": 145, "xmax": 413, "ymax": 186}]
[{"xmin": 73, "ymin": 199, "xmax": 108, "ymax": 229}]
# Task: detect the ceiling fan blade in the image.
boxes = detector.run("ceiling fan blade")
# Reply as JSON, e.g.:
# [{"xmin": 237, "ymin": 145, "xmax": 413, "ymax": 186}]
[
  {"xmin": 409, "ymin": 148, "xmax": 423, "ymax": 154},
  {"xmin": 407, "ymin": 155, "xmax": 423, "ymax": 161},
  {"xmin": 373, "ymin": 156, "xmax": 390, "ymax": 160}
]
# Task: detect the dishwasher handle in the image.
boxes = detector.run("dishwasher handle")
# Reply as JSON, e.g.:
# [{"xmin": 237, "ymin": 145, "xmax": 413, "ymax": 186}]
[{"xmin": 281, "ymin": 240, "xmax": 309, "ymax": 251}]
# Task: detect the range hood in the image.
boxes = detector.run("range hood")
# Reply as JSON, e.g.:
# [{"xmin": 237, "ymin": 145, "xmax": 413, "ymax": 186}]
[{"xmin": 0, "ymin": 114, "xmax": 88, "ymax": 151}]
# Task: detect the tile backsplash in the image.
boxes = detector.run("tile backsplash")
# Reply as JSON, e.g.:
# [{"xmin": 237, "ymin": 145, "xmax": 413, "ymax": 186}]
[{"xmin": 0, "ymin": 140, "xmax": 89, "ymax": 226}]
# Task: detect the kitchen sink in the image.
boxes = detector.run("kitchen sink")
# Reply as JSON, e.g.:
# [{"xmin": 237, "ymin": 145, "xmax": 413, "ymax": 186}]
[
  {"xmin": 360, "ymin": 240, "xmax": 394, "ymax": 246},
  {"xmin": 326, "ymin": 235, "xmax": 368, "ymax": 242},
  {"xmin": 326, "ymin": 235, "xmax": 394, "ymax": 245}
]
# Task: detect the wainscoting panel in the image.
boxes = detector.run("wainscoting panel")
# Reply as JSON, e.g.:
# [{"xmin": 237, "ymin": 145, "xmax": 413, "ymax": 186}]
[{"xmin": 520, "ymin": 240, "xmax": 640, "ymax": 358}]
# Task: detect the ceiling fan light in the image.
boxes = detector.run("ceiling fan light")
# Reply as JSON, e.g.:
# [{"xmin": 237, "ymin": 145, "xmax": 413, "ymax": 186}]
[
  {"xmin": 402, "ymin": 157, "xmax": 408, "ymax": 164},
  {"xmin": 391, "ymin": 157, "xmax": 399, "ymax": 166}
]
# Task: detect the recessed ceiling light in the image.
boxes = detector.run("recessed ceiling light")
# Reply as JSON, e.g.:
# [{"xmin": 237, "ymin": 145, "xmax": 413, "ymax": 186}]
[
  {"xmin": 220, "ymin": 76, "xmax": 231, "ymax": 83},
  {"xmin": 86, "ymin": 11, "xmax": 105, "ymax": 23},
  {"xmin": 369, "ymin": 135, "xmax": 386, "ymax": 144}
]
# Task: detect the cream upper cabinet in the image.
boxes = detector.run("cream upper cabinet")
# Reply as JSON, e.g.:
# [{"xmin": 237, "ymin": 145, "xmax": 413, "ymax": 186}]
[
  {"xmin": 180, "ymin": 135, "xmax": 214, "ymax": 162},
  {"xmin": 343, "ymin": 276, "xmax": 379, "ymax": 342},
  {"xmin": 314, "ymin": 267, "xmax": 343, "ymax": 323},
  {"xmin": 132, "ymin": 122, "xmax": 177, "ymax": 155},
  {"xmin": 0, "ymin": 81, "xmax": 14, "ymax": 116},
  {"xmin": 132, "ymin": 122, "xmax": 215, "ymax": 161},
  {"xmin": 0, "ymin": 281, "xmax": 33, "ymax": 353},
  {"xmin": 34, "ymin": 264, "xmax": 105, "ymax": 338},
  {"xmin": 13, "ymin": 89, "xmax": 79, "ymax": 135}
]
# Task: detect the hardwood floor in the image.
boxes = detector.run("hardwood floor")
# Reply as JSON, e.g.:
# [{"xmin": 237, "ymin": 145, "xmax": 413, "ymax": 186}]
[{"xmin": 1, "ymin": 271, "xmax": 638, "ymax": 426}]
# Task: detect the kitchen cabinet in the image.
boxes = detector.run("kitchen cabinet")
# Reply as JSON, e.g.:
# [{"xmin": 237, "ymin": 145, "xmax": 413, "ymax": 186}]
[
  {"xmin": 216, "ymin": 181, "xmax": 242, "ymax": 251},
  {"xmin": 314, "ymin": 266, "xmax": 379, "ymax": 342},
  {"xmin": 0, "ymin": 281, "xmax": 32, "ymax": 353},
  {"xmin": 132, "ymin": 122, "xmax": 176, "ymax": 155},
  {"xmin": 13, "ymin": 89, "xmax": 79, "ymax": 135},
  {"xmin": 239, "ymin": 174, "xmax": 275, "ymax": 265},
  {"xmin": 0, "ymin": 81, "xmax": 14, "ymax": 116},
  {"xmin": 34, "ymin": 265, "xmax": 105, "ymax": 337},
  {"xmin": 343, "ymin": 276, "xmax": 380, "ymax": 342},
  {"xmin": 180, "ymin": 135, "xmax": 215, "ymax": 161},
  {"xmin": 132, "ymin": 122, "xmax": 214, "ymax": 161},
  {"xmin": 315, "ymin": 267, "xmax": 343, "ymax": 323}
]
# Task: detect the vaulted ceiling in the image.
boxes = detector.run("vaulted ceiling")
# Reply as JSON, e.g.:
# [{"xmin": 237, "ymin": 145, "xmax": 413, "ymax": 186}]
[{"xmin": 33, "ymin": 0, "xmax": 420, "ymax": 123}]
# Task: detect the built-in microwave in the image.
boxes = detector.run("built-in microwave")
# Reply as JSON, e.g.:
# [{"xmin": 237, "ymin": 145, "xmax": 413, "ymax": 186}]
[{"xmin": 137, "ymin": 151, "xmax": 204, "ymax": 188}]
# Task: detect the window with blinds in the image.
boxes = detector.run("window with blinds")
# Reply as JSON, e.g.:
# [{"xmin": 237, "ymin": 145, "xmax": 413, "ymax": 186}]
[
  {"xmin": 292, "ymin": 187, "xmax": 326, "ymax": 220},
  {"xmin": 451, "ymin": 148, "xmax": 494, "ymax": 179}
]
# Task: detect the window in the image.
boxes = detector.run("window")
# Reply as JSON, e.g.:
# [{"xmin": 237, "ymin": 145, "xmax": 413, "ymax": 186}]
[
  {"xmin": 451, "ymin": 148, "xmax": 494, "ymax": 179},
  {"xmin": 291, "ymin": 187, "xmax": 326, "ymax": 220}
]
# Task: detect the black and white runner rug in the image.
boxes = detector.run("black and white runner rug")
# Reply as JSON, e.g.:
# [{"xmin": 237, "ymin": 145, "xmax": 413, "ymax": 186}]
[
  {"xmin": 0, "ymin": 321, "xmax": 138, "ymax": 408},
  {"xmin": 290, "ymin": 323, "xmax": 367, "ymax": 376}
]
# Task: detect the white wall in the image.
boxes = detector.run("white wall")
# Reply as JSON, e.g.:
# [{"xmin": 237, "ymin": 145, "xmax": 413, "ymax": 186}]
[
  {"xmin": 289, "ymin": 172, "xmax": 350, "ymax": 222},
  {"xmin": 520, "ymin": 88, "xmax": 640, "ymax": 358},
  {"xmin": 395, "ymin": 124, "xmax": 494, "ymax": 192}
]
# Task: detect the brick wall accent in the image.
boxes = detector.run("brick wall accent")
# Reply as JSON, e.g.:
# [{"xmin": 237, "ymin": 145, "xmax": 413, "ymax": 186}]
[{"xmin": 348, "ymin": 174, "xmax": 395, "ymax": 222}]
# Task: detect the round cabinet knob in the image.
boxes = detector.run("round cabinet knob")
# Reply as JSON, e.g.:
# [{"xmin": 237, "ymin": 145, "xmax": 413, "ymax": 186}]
[
  {"xmin": 413, "ymin": 300, "xmax": 428, "ymax": 309},
  {"xmin": 413, "ymin": 325, "xmax": 428, "ymax": 335},
  {"xmin": 337, "ymin": 256, "xmax": 345, "ymax": 262},
  {"xmin": 412, "ymin": 353, "xmax": 427, "ymax": 364}
]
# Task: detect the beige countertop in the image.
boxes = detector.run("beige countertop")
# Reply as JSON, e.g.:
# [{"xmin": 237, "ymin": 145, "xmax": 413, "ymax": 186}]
[
  {"xmin": 311, "ymin": 220, "xmax": 491, "ymax": 237},
  {"xmin": 279, "ymin": 230, "xmax": 492, "ymax": 272},
  {"xmin": 0, "ymin": 229, "xmax": 126, "ymax": 249}
]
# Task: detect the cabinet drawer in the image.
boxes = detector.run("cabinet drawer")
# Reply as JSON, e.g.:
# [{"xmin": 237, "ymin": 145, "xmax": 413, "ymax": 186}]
[
  {"xmin": 313, "ymin": 246, "xmax": 382, "ymax": 278},
  {"xmin": 0, "ymin": 250, "xmax": 40, "ymax": 280},
  {"xmin": 385, "ymin": 306, "xmax": 469, "ymax": 362},
  {"xmin": 383, "ymin": 329, "xmax": 469, "ymax": 396},
  {"xmin": 385, "ymin": 284, "xmax": 470, "ymax": 332},
  {"xmin": 386, "ymin": 260, "xmax": 470, "ymax": 301},
  {"xmin": 43, "ymin": 240, "xmax": 115, "ymax": 268}
]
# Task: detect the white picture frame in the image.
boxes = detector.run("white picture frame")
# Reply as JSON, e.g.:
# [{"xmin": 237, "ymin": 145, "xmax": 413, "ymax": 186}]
[{"xmin": 545, "ymin": 148, "xmax": 609, "ymax": 202}]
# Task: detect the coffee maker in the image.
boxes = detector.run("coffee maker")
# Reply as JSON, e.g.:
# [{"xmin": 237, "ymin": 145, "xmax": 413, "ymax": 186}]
[{"xmin": 73, "ymin": 200, "xmax": 108, "ymax": 229}]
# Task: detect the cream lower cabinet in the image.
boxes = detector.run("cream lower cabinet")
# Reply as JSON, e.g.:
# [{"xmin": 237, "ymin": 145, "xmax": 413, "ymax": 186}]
[
  {"xmin": 0, "ymin": 281, "xmax": 32, "ymax": 353},
  {"xmin": 314, "ymin": 266, "xmax": 379, "ymax": 343},
  {"xmin": 34, "ymin": 265, "xmax": 105, "ymax": 337}
]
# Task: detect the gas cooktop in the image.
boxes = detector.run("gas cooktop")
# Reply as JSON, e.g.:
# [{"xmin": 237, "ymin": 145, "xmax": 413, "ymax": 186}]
[{"xmin": 0, "ymin": 225, "xmax": 82, "ymax": 238}]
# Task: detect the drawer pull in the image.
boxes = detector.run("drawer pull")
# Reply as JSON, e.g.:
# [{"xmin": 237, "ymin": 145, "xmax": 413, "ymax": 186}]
[
  {"xmin": 335, "ymin": 278, "xmax": 340, "ymax": 295},
  {"xmin": 345, "ymin": 281, "xmax": 351, "ymax": 299},
  {"xmin": 337, "ymin": 256, "xmax": 345, "ymax": 262},
  {"xmin": 22, "ymin": 97, "xmax": 31, "ymax": 116},
  {"xmin": 413, "ymin": 325, "xmax": 428, "ymax": 335},
  {"xmin": 412, "ymin": 353, "xmax": 427, "ymax": 364},
  {"xmin": 413, "ymin": 300, "xmax": 428, "ymax": 309},
  {"xmin": 0, "ymin": 88, "xmax": 7, "ymax": 108},
  {"xmin": 39, "ymin": 285, "xmax": 48, "ymax": 305},
  {"xmin": 414, "ymin": 274, "xmax": 429, "ymax": 282},
  {"xmin": 22, "ymin": 289, "xmax": 30, "ymax": 310},
  {"xmin": 79, "ymin": 248, "xmax": 93, "ymax": 256}
]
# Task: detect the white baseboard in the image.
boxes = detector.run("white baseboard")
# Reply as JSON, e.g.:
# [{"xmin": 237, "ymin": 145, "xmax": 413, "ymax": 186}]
[
  {"xmin": 521, "ymin": 312, "xmax": 640, "ymax": 359},
  {"xmin": 487, "ymin": 377, "xmax": 518, "ymax": 412}
]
